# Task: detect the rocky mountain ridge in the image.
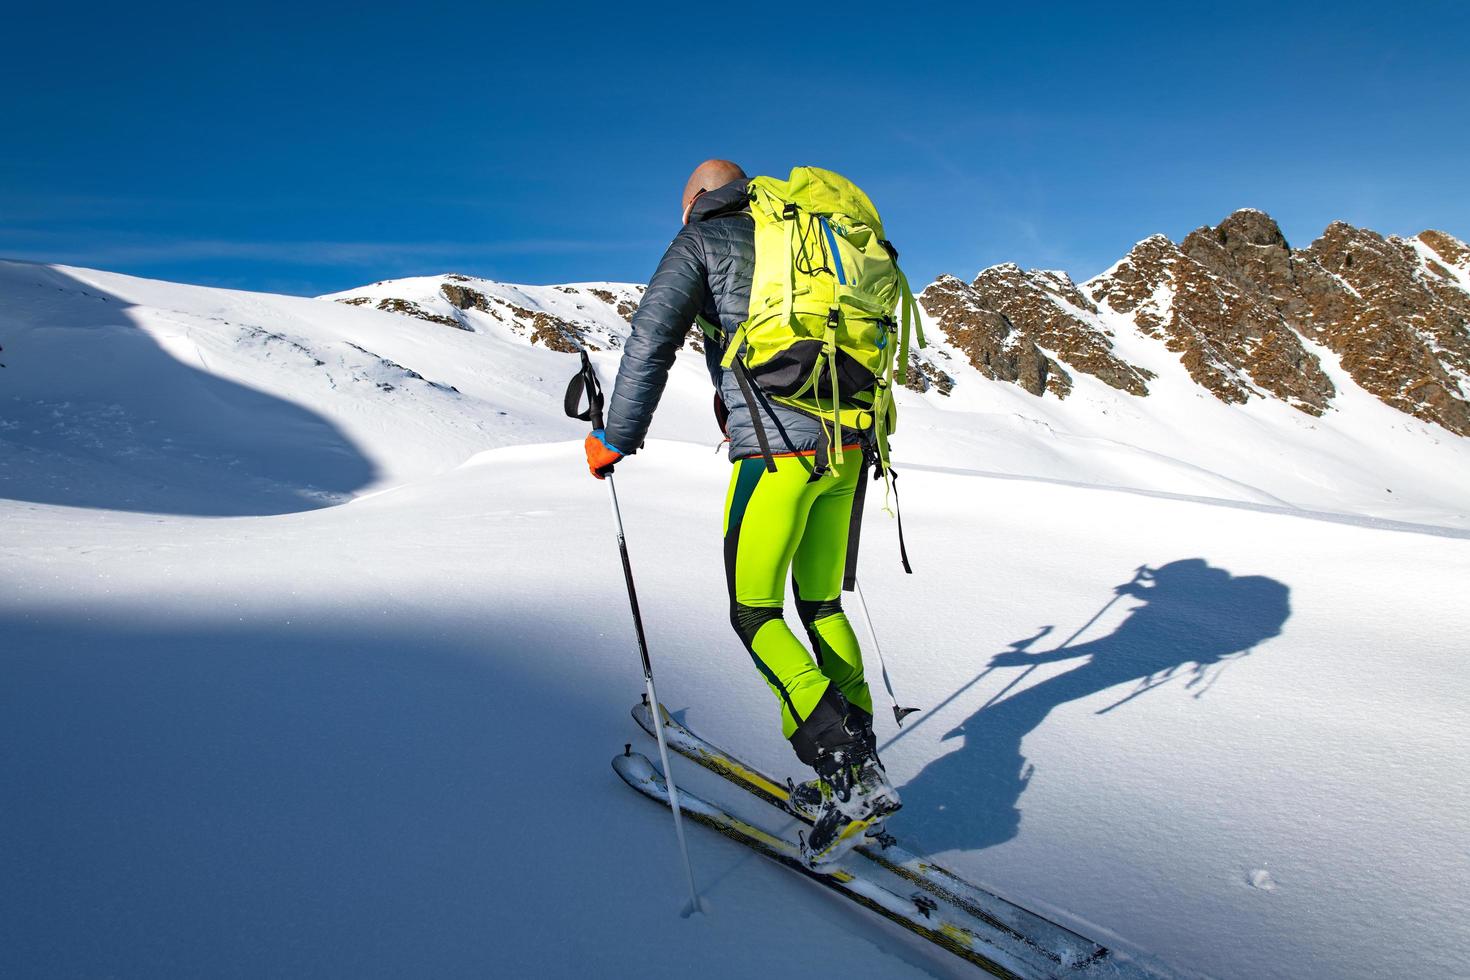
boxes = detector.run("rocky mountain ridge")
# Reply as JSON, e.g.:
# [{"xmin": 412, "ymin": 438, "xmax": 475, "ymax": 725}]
[
  {"xmin": 921, "ymin": 211, "xmax": 1470, "ymax": 435},
  {"xmin": 323, "ymin": 212, "xmax": 1470, "ymax": 438},
  {"xmin": 324, "ymin": 275, "xmax": 646, "ymax": 354}
]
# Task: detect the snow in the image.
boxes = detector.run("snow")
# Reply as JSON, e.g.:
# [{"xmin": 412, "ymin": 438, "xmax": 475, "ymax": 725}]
[
  {"xmin": 1410, "ymin": 234, "xmax": 1470, "ymax": 295},
  {"xmin": 3, "ymin": 259, "xmax": 1469, "ymax": 979}
]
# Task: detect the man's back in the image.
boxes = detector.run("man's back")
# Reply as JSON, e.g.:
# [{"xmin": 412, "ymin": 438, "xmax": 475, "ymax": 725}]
[{"xmin": 603, "ymin": 177, "xmax": 828, "ymax": 461}]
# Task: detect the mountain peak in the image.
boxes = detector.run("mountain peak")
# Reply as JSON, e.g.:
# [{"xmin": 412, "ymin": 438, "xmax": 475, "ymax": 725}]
[
  {"xmin": 1212, "ymin": 208, "xmax": 1290, "ymax": 249},
  {"xmin": 1418, "ymin": 229, "xmax": 1470, "ymax": 271}
]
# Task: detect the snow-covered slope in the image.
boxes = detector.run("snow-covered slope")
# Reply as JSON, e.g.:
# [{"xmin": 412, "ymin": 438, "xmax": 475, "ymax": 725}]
[
  {"xmin": 0, "ymin": 264, "xmax": 678, "ymax": 514},
  {"xmin": 3, "ymin": 259, "xmax": 1468, "ymax": 979},
  {"xmin": 324, "ymin": 266, "xmax": 1470, "ymax": 529}
]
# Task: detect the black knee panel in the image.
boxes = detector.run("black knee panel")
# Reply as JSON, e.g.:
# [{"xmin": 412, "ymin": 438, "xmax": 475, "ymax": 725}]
[
  {"xmin": 730, "ymin": 602, "xmax": 783, "ymax": 648},
  {"xmin": 793, "ymin": 593, "xmax": 845, "ymax": 629}
]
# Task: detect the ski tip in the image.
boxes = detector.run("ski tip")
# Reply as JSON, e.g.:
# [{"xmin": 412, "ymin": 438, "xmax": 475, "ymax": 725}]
[
  {"xmin": 894, "ymin": 705, "xmax": 921, "ymax": 726},
  {"xmin": 612, "ymin": 750, "xmax": 661, "ymax": 785}
]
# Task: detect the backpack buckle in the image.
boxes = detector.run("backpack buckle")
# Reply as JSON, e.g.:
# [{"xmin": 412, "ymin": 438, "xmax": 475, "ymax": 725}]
[{"xmin": 783, "ymin": 203, "xmax": 799, "ymax": 220}]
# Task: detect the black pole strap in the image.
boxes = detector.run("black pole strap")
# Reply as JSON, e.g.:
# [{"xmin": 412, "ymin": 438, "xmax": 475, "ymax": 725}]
[
  {"xmin": 563, "ymin": 373, "xmax": 591, "ymax": 421},
  {"xmin": 564, "ymin": 348, "xmax": 606, "ymax": 430}
]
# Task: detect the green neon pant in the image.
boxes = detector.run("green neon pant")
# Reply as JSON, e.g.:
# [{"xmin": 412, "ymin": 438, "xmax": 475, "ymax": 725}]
[{"xmin": 723, "ymin": 454, "xmax": 873, "ymax": 739}]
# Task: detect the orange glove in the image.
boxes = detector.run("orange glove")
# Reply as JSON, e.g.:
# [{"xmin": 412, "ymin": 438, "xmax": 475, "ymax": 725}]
[{"xmin": 585, "ymin": 429, "xmax": 624, "ymax": 480}]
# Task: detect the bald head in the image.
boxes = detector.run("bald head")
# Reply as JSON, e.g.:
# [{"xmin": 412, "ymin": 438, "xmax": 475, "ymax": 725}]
[{"xmin": 682, "ymin": 159, "xmax": 746, "ymax": 218}]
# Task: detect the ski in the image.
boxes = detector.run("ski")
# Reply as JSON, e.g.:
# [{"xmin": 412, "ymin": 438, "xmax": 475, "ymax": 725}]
[
  {"xmin": 615, "ymin": 748, "xmax": 1045, "ymax": 978},
  {"xmin": 632, "ymin": 699, "xmax": 1108, "ymax": 972}
]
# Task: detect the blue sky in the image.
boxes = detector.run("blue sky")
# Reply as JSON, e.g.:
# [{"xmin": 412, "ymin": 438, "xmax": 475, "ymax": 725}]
[{"xmin": 3, "ymin": 0, "xmax": 1466, "ymax": 295}]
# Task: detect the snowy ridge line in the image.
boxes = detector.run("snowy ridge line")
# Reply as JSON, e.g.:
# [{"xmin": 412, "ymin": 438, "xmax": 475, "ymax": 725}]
[
  {"xmin": 10, "ymin": 258, "xmax": 1470, "ymax": 528},
  {"xmin": 902, "ymin": 462, "xmax": 1470, "ymax": 540}
]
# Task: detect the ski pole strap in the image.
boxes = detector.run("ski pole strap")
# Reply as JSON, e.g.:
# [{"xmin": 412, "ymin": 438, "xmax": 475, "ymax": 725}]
[
  {"xmin": 841, "ymin": 451, "xmax": 873, "ymax": 591},
  {"xmin": 564, "ymin": 349, "xmax": 605, "ymax": 429},
  {"xmin": 733, "ymin": 361, "xmax": 778, "ymax": 473}
]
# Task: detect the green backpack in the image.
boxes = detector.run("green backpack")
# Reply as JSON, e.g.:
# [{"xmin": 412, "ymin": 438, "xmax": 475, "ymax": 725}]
[{"xmin": 712, "ymin": 166, "xmax": 925, "ymax": 481}]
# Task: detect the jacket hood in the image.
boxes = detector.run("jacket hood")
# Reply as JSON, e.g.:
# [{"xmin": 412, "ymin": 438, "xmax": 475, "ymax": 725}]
[{"xmin": 689, "ymin": 178, "xmax": 751, "ymax": 222}]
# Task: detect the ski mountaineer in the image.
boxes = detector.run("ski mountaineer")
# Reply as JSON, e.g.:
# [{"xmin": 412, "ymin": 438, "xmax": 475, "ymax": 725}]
[{"xmin": 583, "ymin": 160, "xmax": 908, "ymax": 866}]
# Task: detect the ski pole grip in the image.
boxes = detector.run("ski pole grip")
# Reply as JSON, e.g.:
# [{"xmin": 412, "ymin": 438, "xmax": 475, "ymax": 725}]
[{"xmin": 563, "ymin": 349, "xmax": 606, "ymax": 430}]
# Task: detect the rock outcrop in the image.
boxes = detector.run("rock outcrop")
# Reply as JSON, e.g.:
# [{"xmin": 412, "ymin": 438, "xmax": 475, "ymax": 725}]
[
  {"xmin": 1295, "ymin": 224, "xmax": 1470, "ymax": 434},
  {"xmin": 971, "ymin": 264, "xmax": 1153, "ymax": 396},
  {"xmin": 920, "ymin": 209, "xmax": 1468, "ymax": 434},
  {"xmin": 328, "ymin": 276, "xmax": 646, "ymax": 355},
  {"xmin": 1092, "ymin": 218, "xmax": 1335, "ymax": 414},
  {"xmin": 334, "ymin": 294, "xmax": 466, "ymax": 330},
  {"xmin": 918, "ymin": 274, "xmax": 1071, "ymax": 398}
]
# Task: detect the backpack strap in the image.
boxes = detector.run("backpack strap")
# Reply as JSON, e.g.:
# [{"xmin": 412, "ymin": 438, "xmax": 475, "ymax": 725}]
[
  {"xmin": 783, "ymin": 202, "xmax": 799, "ymax": 328},
  {"xmin": 889, "ymin": 464, "xmax": 914, "ymax": 575},
  {"xmin": 877, "ymin": 238, "xmax": 924, "ymax": 386},
  {"xmin": 718, "ymin": 323, "xmax": 748, "ymax": 369},
  {"xmin": 817, "ymin": 307, "xmax": 844, "ymax": 480},
  {"xmin": 841, "ymin": 450, "xmax": 873, "ymax": 591},
  {"xmin": 733, "ymin": 361, "xmax": 779, "ymax": 474},
  {"xmin": 806, "ymin": 437, "xmax": 830, "ymax": 484},
  {"xmin": 695, "ymin": 315, "xmax": 722, "ymax": 343},
  {"xmin": 701, "ymin": 313, "xmax": 777, "ymax": 474},
  {"xmin": 894, "ymin": 266, "xmax": 924, "ymax": 385}
]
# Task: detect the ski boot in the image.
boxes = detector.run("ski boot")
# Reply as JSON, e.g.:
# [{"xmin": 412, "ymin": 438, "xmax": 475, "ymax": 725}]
[
  {"xmin": 800, "ymin": 740, "xmax": 902, "ymax": 868},
  {"xmin": 788, "ymin": 693, "xmax": 901, "ymax": 868},
  {"xmin": 790, "ymin": 776, "xmax": 897, "ymax": 844},
  {"xmin": 788, "ymin": 707, "xmax": 894, "ymax": 843}
]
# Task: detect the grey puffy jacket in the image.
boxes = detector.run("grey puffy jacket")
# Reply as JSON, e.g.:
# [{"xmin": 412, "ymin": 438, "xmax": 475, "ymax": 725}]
[{"xmin": 603, "ymin": 179, "xmax": 833, "ymax": 461}]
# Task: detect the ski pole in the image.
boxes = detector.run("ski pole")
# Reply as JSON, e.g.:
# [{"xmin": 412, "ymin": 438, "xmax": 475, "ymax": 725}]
[
  {"xmin": 565, "ymin": 349, "xmax": 702, "ymax": 916},
  {"xmin": 853, "ymin": 580, "xmax": 919, "ymax": 727}
]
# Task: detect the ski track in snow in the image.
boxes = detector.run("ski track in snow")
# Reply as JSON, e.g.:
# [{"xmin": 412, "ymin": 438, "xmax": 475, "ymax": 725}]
[{"xmin": 3, "ymin": 260, "xmax": 1469, "ymax": 979}]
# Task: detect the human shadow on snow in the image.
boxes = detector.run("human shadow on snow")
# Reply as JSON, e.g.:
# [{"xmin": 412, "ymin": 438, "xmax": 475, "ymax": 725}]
[
  {"xmin": 0, "ymin": 264, "xmax": 376, "ymax": 514},
  {"xmin": 896, "ymin": 558, "xmax": 1290, "ymax": 855}
]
